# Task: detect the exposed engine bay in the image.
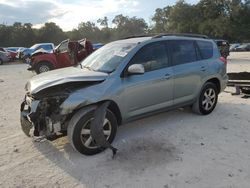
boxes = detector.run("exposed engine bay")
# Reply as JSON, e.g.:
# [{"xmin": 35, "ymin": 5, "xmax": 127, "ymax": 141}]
[
  {"xmin": 20, "ymin": 79, "xmax": 117, "ymax": 156},
  {"xmin": 21, "ymin": 82, "xmax": 89, "ymax": 139}
]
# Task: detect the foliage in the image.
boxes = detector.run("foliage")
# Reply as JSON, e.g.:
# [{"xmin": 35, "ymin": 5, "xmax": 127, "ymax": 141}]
[
  {"xmin": 151, "ymin": 0, "xmax": 250, "ymax": 42},
  {"xmin": 0, "ymin": 0, "xmax": 250, "ymax": 47}
]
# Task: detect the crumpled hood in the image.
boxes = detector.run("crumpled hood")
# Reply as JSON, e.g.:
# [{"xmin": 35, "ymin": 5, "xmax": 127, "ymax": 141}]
[
  {"xmin": 31, "ymin": 48, "xmax": 51, "ymax": 57},
  {"xmin": 25, "ymin": 67, "xmax": 108, "ymax": 94}
]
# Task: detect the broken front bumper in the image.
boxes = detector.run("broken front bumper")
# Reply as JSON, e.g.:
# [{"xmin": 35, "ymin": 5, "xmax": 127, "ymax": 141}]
[
  {"xmin": 20, "ymin": 96, "xmax": 40, "ymax": 136},
  {"xmin": 20, "ymin": 110, "xmax": 33, "ymax": 137}
]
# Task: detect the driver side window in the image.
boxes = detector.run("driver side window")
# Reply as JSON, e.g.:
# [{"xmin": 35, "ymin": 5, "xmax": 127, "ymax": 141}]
[
  {"xmin": 129, "ymin": 42, "xmax": 169, "ymax": 72},
  {"xmin": 58, "ymin": 41, "xmax": 69, "ymax": 52}
]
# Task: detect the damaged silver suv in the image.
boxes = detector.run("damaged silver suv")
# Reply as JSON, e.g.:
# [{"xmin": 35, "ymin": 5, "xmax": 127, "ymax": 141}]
[{"xmin": 20, "ymin": 34, "xmax": 228, "ymax": 155}]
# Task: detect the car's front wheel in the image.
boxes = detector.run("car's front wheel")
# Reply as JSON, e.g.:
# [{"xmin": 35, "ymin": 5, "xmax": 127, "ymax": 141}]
[
  {"xmin": 67, "ymin": 108, "xmax": 117, "ymax": 155},
  {"xmin": 192, "ymin": 82, "xmax": 218, "ymax": 115},
  {"xmin": 35, "ymin": 61, "xmax": 53, "ymax": 74}
]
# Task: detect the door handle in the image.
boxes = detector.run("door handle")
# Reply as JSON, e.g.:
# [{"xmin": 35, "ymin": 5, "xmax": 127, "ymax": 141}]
[
  {"xmin": 200, "ymin": 66, "xmax": 206, "ymax": 71},
  {"xmin": 163, "ymin": 74, "xmax": 171, "ymax": 80}
]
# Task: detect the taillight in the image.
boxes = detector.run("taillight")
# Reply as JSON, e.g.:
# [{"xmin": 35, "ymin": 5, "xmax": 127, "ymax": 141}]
[{"xmin": 219, "ymin": 56, "xmax": 227, "ymax": 64}]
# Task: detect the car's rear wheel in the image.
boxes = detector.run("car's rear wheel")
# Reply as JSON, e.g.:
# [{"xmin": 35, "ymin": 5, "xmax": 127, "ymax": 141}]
[
  {"xmin": 192, "ymin": 82, "xmax": 218, "ymax": 115},
  {"xmin": 35, "ymin": 61, "xmax": 53, "ymax": 74},
  {"xmin": 67, "ymin": 108, "xmax": 117, "ymax": 155}
]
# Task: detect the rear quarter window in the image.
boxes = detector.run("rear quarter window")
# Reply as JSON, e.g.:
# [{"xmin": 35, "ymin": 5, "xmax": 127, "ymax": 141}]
[{"xmin": 196, "ymin": 41, "xmax": 213, "ymax": 59}]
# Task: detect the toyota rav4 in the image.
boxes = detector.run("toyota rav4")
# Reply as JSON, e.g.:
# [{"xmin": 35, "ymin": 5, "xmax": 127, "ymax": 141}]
[{"xmin": 20, "ymin": 34, "xmax": 228, "ymax": 155}]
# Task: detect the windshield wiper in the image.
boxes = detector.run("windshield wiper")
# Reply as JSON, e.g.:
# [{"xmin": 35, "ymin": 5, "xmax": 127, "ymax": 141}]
[{"xmin": 82, "ymin": 65, "xmax": 93, "ymax": 71}]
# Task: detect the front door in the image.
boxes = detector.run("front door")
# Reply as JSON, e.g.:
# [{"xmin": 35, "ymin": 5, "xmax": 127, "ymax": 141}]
[
  {"xmin": 55, "ymin": 40, "xmax": 74, "ymax": 68},
  {"xmin": 121, "ymin": 42, "xmax": 174, "ymax": 119}
]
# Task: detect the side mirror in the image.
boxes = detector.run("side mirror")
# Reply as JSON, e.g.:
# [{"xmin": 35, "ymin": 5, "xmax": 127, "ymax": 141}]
[
  {"xmin": 127, "ymin": 64, "xmax": 145, "ymax": 75},
  {"xmin": 55, "ymin": 49, "xmax": 59, "ymax": 53}
]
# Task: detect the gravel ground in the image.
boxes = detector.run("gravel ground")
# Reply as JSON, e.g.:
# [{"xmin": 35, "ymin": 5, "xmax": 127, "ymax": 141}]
[{"xmin": 0, "ymin": 53, "xmax": 250, "ymax": 188}]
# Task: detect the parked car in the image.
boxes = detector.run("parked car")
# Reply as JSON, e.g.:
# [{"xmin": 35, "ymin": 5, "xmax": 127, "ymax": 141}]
[
  {"xmin": 5, "ymin": 47, "xmax": 22, "ymax": 52},
  {"xmin": 5, "ymin": 49, "xmax": 17, "ymax": 61},
  {"xmin": 20, "ymin": 34, "xmax": 228, "ymax": 155},
  {"xmin": 28, "ymin": 39, "xmax": 93, "ymax": 74},
  {"xmin": 93, "ymin": 43, "xmax": 104, "ymax": 50},
  {"xmin": 0, "ymin": 47, "xmax": 18, "ymax": 61},
  {"xmin": 234, "ymin": 43, "xmax": 250, "ymax": 51},
  {"xmin": 214, "ymin": 39, "xmax": 230, "ymax": 58},
  {"xmin": 229, "ymin": 43, "xmax": 241, "ymax": 52},
  {"xmin": 0, "ymin": 51, "xmax": 10, "ymax": 65},
  {"xmin": 17, "ymin": 43, "xmax": 55, "ymax": 62}
]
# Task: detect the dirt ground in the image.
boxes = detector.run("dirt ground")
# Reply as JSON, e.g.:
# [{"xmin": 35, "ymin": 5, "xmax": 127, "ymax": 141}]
[{"xmin": 0, "ymin": 52, "xmax": 250, "ymax": 188}]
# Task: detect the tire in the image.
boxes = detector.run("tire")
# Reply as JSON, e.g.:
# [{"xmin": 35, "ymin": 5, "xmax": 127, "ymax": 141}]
[
  {"xmin": 0, "ymin": 59, "xmax": 3, "ymax": 65},
  {"xmin": 67, "ymin": 108, "xmax": 117, "ymax": 155},
  {"xmin": 192, "ymin": 82, "xmax": 218, "ymax": 115},
  {"xmin": 35, "ymin": 61, "xmax": 53, "ymax": 74}
]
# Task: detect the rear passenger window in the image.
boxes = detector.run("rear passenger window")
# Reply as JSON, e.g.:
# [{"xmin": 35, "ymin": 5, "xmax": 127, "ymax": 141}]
[
  {"xmin": 196, "ymin": 41, "xmax": 213, "ymax": 59},
  {"xmin": 130, "ymin": 42, "xmax": 168, "ymax": 72},
  {"xmin": 171, "ymin": 40, "xmax": 197, "ymax": 65}
]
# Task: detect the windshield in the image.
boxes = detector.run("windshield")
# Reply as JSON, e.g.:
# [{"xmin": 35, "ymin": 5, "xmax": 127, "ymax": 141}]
[{"xmin": 81, "ymin": 42, "xmax": 137, "ymax": 73}]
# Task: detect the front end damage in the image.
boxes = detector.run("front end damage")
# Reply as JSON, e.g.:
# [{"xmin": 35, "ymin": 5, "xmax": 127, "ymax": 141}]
[
  {"xmin": 20, "ymin": 79, "xmax": 92, "ymax": 140},
  {"xmin": 20, "ymin": 67, "xmax": 109, "ymax": 139},
  {"xmin": 20, "ymin": 90, "xmax": 118, "ymax": 156},
  {"xmin": 20, "ymin": 66, "xmax": 118, "ymax": 155},
  {"xmin": 20, "ymin": 92, "xmax": 69, "ymax": 139}
]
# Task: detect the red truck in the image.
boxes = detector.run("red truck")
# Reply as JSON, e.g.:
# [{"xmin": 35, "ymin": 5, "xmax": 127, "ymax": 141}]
[{"xmin": 28, "ymin": 39, "xmax": 94, "ymax": 74}]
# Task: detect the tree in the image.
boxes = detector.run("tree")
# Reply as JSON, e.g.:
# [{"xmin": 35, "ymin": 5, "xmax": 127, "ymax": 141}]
[
  {"xmin": 151, "ymin": 6, "xmax": 172, "ymax": 33},
  {"xmin": 1, "ymin": 0, "xmax": 250, "ymax": 47},
  {"xmin": 112, "ymin": 14, "xmax": 148, "ymax": 39},
  {"xmin": 38, "ymin": 22, "xmax": 66, "ymax": 45},
  {"xmin": 0, "ymin": 24, "xmax": 12, "ymax": 46},
  {"xmin": 167, "ymin": 1, "xmax": 199, "ymax": 33},
  {"xmin": 97, "ymin": 16, "xmax": 109, "ymax": 28},
  {"xmin": 151, "ymin": 0, "xmax": 250, "ymax": 41}
]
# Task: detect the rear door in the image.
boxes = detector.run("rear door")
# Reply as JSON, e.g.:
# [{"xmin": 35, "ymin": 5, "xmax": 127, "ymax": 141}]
[{"xmin": 169, "ymin": 39, "xmax": 208, "ymax": 105}]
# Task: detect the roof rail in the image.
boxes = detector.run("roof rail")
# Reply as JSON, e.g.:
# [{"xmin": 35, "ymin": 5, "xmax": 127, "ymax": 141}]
[
  {"xmin": 121, "ymin": 34, "xmax": 154, "ymax": 40},
  {"xmin": 152, "ymin": 33, "xmax": 209, "ymax": 39},
  {"xmin": 120, "ymin": 33, "xmax": 209, "ymax": 40}
]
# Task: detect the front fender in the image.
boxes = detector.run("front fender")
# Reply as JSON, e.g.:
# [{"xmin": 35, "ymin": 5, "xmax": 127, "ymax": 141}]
[
  {"xmin": 32, "ymin": 54, "xmax": 57, "ymax": 68},
  {"xmin": 59, "ymin": 83, "xmax": 107, "ymax": 115}
]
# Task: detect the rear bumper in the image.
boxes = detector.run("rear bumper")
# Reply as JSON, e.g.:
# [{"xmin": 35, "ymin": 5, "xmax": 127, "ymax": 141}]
[{"xmin": 221, "ymin": 75, "xmax": 228, "ymax": 92}]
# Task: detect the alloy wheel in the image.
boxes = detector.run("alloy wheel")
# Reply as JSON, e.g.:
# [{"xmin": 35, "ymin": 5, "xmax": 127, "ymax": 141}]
[
  {"xmin": 80, "ymin": 118, "xmax": 111, "ymax": 149},
  {"xmin": 202, "ymin": 88, "xmax": 216, "ymax": 111},
  {"xmin": 39, "ymin": 65, "xmax": 50, "ymax": 73}
]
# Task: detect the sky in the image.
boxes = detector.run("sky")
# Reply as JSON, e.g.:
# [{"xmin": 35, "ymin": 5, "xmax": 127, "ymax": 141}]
[{"xmin": 0, "ymin": 0, "xmax": 198, "ymax": 31}]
